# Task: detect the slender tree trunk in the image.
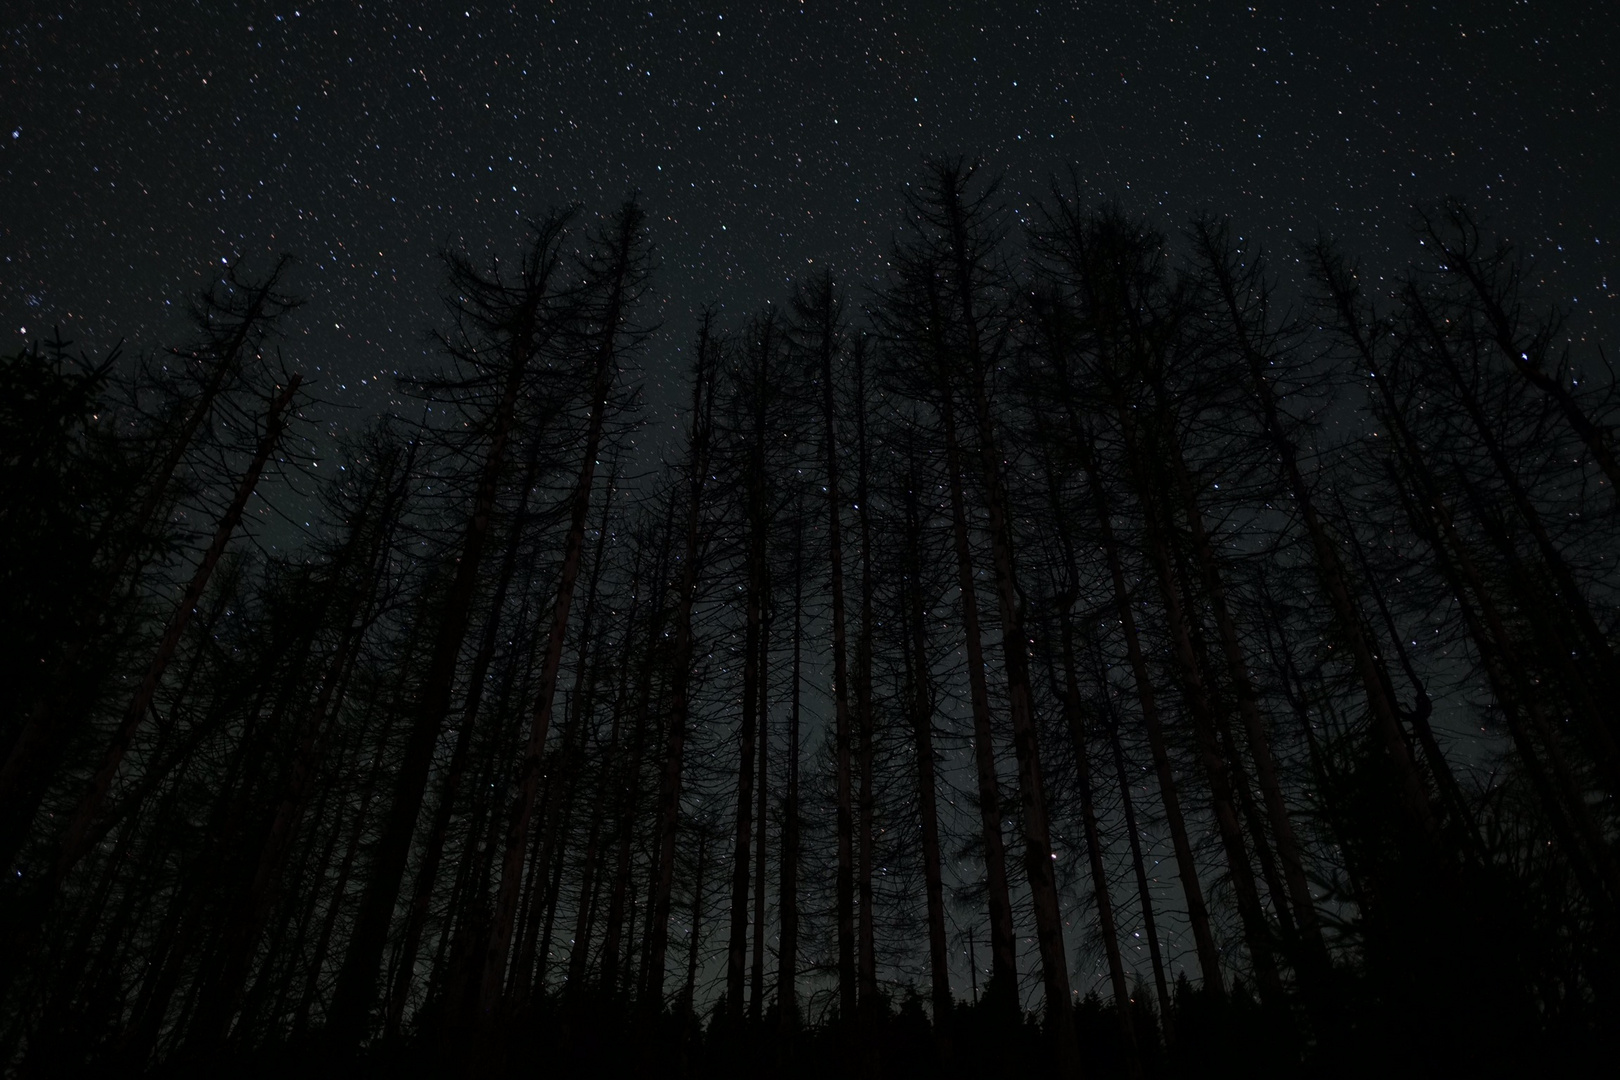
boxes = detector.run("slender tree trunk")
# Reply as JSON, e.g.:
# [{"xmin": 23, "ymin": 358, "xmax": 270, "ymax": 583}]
[
  {"xmin": 728, "ymin": 329, "xmax": 772, "ymax": 1023},
  {"xmin": 1108, "ymin": 721, "xmax": 1172, "ymax": 1028},
  {"xmin": 477, "ymin": 209, "xmax": 639, "ymax": 1027},
  {"xmin": 937, "ymin": 180, "xmax": 1074, "ymax": 1049},
  {"xmin": 329, "ymin": 310, "xmax": 542, "ymax": 1044},
  {"xmin": 683, "ymin": 833, "xmax": 709, "ymax": 1019},
  {"xmin": 50, "ymin": 376, "xmax": 301, "ymax": 892},
  {"xmin": 724, "ymin": 572, "xmax": 760, "ymax": 1024},
  {"xmin": 0, "ymin": 262, "xmax": 292, "ymax": 853},
  {"xmin": 600, "ymin": 506, "xmax": 673, "ymax": 994},
  {"xmin": 191, "ymin": 451, "xmax": 402, "ymax": 1048},
  {"xmin": 903, "ymin": 464, "xmax": 953, "ymax": 1026},
  {"xmin": 567, "ymin": 549, "xmax": 644, "ymax": 991},
  {"xmin": 1037, "ymin": 456, "xmax": 1138, "ymax": 1064},
  {"xmin": 1082, "ymin": 449, "xmax": 1222, "ymax": 993},
  {"xmin": 645, "ymin": 325, "xmax": 718, "ymax": 1007},
  {"xmin": 777, "ymin": 523, "xmax": 805, "ymax": 1035},
  {"xmin": 750, "ymin": 593, "xmax": 771, "ymax": 1022},
  {"xmin": 804, "ymin": 273, "xmax": 859, "ymax": 1021},
  {"xmin": 1128, "ymin": 429, "xmax": 1282, "ymax": 1005},
  {"xmin": 515, "ymin": 468, "xmax": 618, "ymax": 1004},
  {"xmin": 292, "ymin": 678, "xmax": 408, "ymax": 1037},
  {"xmin": 384, "ymin": 441, "xmax": 546, "ymax": 1034},
  {"xmin": 530, "ymin": 771, "xmax": 581, "ymax": 997},
  {"xmin": 1035, "ymin": 293, "xmax": 1224, "ymax": 995},
  {"xmin": 1306, "ymin": 250, "xmax": 1460, "ymax": 841},
  {"xmin": 965, "ymin": 396, "xmax": 1076, "ymax": 1060},
  {"xmin": 1158, "ymin": 423, "xmax": 1331, "ymax": 991},
  {"xmin": 935, "ymin": 383, "xmax": 1018, "ymax": 993},
  {"xmin": 853, "ymin": 343, "xmax": 879, "ymax": 1009}
]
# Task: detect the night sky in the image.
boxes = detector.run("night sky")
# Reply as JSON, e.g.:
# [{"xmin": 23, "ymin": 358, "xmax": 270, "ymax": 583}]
[{"xmin": 4, "ymin": 0, "xmax": 1616, "ymax": 451}]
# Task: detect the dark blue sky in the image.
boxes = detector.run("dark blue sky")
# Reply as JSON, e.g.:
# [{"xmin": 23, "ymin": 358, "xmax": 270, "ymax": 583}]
[{"xmin": 4, "ymin": 0, "xmax": 1614, "ymax": 449}]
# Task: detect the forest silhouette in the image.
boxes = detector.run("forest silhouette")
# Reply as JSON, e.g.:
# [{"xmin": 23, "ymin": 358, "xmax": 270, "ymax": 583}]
[{"xmin": 2, "ymin": 159, "xmax": 1615, "ymax": 1078}]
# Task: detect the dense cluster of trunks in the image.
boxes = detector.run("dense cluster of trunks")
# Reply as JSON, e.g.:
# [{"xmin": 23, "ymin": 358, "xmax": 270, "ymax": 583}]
[{"xmin": 1, "ymin": 160, "xmax": 1614, "ymax": 1077}]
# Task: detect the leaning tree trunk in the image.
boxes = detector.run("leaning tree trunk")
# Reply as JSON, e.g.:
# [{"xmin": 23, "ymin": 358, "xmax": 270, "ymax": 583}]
[
  {"xmin": 189, "ymin": 453, "xmax": 402, "ymax": 1047},
  {"xmin": 938, "ymin": 179, "xmax": 1075, "ymax": 1057},
  {"xmin": 385, "ymin": 438, "xmax": 547, "ymax": 1035},
  {"xmin": 961, "ymin": 367, "xmax": 1077, "ymax": 1066},
  {"xmin": 328, "ymin": 279, "xmax": 547, "ymax": 1045},
  {"xmin": 477, "ymin": 208, "xmax": 640, "ymax": 1027},
  {"xmin": 566, "ymin": 546, "xmax": 645, "ymax": 991},
  {"xmin": 1038, "ymin": 453, "xmax": 1138, "ymax": 1065},
  {"xmin": 934, "ymin": 379, "xmax": 1019, "ymax": 994},
  {"xmin": 902, "ymin": 461, "xmax": 953, "ymax": 1028},
  {"xmin": 49, "ymin": 375, "xmax": 300, "ymax": 895},
  {"xmin": 0, "ymin": 262, "xmax": 293, "ymax": 862},
  {"xmin": 645, "ymin": 325, "xmax": 717, "ymax": 1007},
  {"xmin": 1120, "ymin": 404, "xmax": 1282, "ymax": 1006},
  {"xmin": 682, "ymin": 832, "xmax": 710, "ymax": 1019},
  {"xmin": 1038, "ymin": 298, "xmax": 1225, "ymax": 995},
  {"xmin": 777, "ymin": 522, "xmax": 805, "ymax": 1037},
  {"xmin": 724, "ymin": 542, "xmax": 762, "ymax": 1024},
  {"xmin": 1109, "ymin": 721, "xmax": 1172, "ymax": 1027}
]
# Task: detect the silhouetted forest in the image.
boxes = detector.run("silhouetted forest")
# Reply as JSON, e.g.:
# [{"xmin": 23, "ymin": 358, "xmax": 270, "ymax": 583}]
[{"xmin": 3, "ymin": 161, "xmax": 1616, "ymax": 1078}]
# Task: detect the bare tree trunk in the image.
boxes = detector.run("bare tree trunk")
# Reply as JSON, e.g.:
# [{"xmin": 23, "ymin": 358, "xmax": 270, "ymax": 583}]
[
  {"xmin": 798, "ymin": 272, "xmax": 859, "ymax": 1020},
  {"xmin": 777, "ymin": 523, "xmax": 805, "ymax": 1036},
  {"xmin": 567, "ymin": 549, "xmax": 645, "ymax": 992},
  {"xmin": 645, "ymin": 324, "xmax": 718, "ymax": 1008},
  {"xmin": 724, "ymin": 570, "xmax": 760, "ymax": 1023},
  {"xmin": 0, "ymin": 262, "xmax": 294, "ymax": 857},
  {"xmin": 1158, "ymin": 418, "xmax": 1331, "ymax": 988},
  {"xmin": 902, "ymin": 460, "xmax": 953, "ymax": 1027},
  {"xmin": 1108, "ymin": 720, "xmax": 1172, "ymax": 1028},
  {"xmin": 530, "ymin": 774, "xmax": 580, "ymax": 997},
  {"xmin": 935, "ymin": 173, "xmax": 1074, "ymax": 1058},
  {"xmin": 1304, "ymin": 247, "xmax": 1457, "ymax": 841},
  {"xmin": 385, "ymin": 441, "xmax": 545, "ymax": 1035},
  {"xmin": 728, "ymin": 323, "xmax": 774, "ymax": 1024},
  {"xmin": 188, "ymin": 462, "xmax": 398, "ymax": 1046},
  {"xmin": 477, "ymin": 206, "xmax": 641, "ymax": 1027},
  {"xmin": 39, "ymin": 375, "xmax": 300, "ymax": 935},
  {"xmin": 1082, "ymin": 450, "xmax": 1222, "ymax": 994},
  {"xmin": 601, "ymin": 514, "xmax": 672, "ymax": 992},
  {"xmin": 1125, "ymin": 418, "xmax": 1282, "ymax": 1005},
  {"xmin": 1032, "ymin": 288, "xmax": 1225, "ymax": 996},
  {"xmin": 683, "ymin": 833, "xmax": 709, "ymax": 1018},
  {"xmin": 853, "ymin": 342, "xmax": 879, "ymax": 1010},
  {"xmin": 750, "ymin": 594, "xmax": 771, "ymax": 1022},
  {"xmin": 935, "ymin": 382, "xmax": 1018, "ymax": 994},
  {"xmin": 514, "ymin": 468, "xmax": 618, "ymax": 1003},
  {"xmin": 1036, "ymin": 453, "xmax": 1138, "ymax": 1066},
  {"xmin": 329, "ymin": 298, "xmax": 544, "ymax": 1044}
]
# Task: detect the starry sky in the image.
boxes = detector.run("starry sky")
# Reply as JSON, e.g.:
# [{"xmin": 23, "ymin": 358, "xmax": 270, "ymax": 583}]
[{"xmin": 4, "ymin": 0, "xmax": 1615, "ymax": 448}]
